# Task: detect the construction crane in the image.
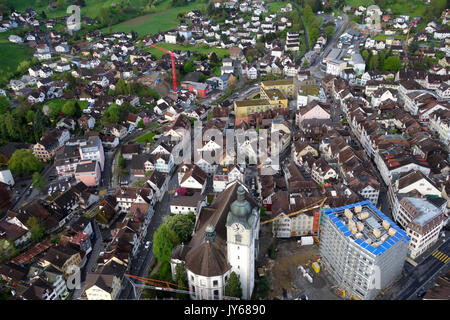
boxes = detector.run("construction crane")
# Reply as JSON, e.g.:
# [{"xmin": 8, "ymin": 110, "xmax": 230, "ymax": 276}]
[
  {"xmin": 125, "ymin": 274, "xmax": 240, "ymax": 300},
  {"xmin": 149, "ymin": 44, "xmax": 179, "ymax": 92},
  {"xmin": 405, "ymin": 27, "xmax": 412, "ymax": 52},
  {"xmin": 260, "ymin": 197, "xmax": 327, "ymax": 225}
]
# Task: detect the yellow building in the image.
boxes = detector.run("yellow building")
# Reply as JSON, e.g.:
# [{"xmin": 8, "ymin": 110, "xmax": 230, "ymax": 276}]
[
  {"xmin": 234, "ymin": 87, "xmax": 289, "ymax": 124},
  {"xmin": 261, "ymin": 79, "xmax": 295, "ymax": 99}
]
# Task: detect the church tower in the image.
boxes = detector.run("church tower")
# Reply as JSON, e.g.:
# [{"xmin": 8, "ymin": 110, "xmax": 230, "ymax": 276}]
[{"xmin": 226, "ymin": 185, "xmax": 260, "ymax": 299}]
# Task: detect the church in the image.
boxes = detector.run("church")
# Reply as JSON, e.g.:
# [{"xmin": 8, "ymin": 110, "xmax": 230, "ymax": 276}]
[{"xmin": 170, "ymin": 181, "xmax": 260, "ymax": 300}]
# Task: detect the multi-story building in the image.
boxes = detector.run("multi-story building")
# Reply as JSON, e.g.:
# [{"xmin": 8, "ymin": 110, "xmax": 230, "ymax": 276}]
[
  {"xmin": 388, "ymin": 170, "xmax": 441, "ymax": 220},
  {"xmin": 319, "ymin": 201, "xmax": 409, "ymax": 300},
  {"xmin": 33, "ymin": 128, "xmax": 70, "ymax": 162},
  {"xmin": 74, "ymin": 160, "xmax": 101, "ymax": 187},
  {"xmin": 234, "ymin": 85, "xmax": 289, "ymax": 125},
  {"xmin": 78, "ymin": 136, "xmax": 105, "ymax": 171},
  {"xmin": 54, "ymin": 145, "xmax": 81, "ymax": 178},
  {"xmin": 396, "ymin": 197, "xmax": 446, "ymax": 259},
  {"xmin": 260, "ymin": 79, "xmax": 294, "ymax": 99}
]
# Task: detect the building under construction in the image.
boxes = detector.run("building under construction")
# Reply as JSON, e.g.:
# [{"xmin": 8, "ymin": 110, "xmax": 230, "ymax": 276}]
[{"xmin": 319, "ymin": 201, "xmax": 409, "ymax": 300}]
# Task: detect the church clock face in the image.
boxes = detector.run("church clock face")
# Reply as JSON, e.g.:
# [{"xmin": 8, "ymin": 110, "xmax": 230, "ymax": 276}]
[{"xmin": 232, "ymin": 223, "xmax": 244, "ymax": 233}]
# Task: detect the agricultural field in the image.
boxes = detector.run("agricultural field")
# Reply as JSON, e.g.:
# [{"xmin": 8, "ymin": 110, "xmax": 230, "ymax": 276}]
[
  {"xmin": 107, "ymin": 0, "xmax": 205, "ymax": 35},
  {"xmin": 144, "ymin": 43, "xmax": 229, "ymax": 59},
  {"xmin": 6, "ymin": 0, "xmax": 149, "ymax": 18}
]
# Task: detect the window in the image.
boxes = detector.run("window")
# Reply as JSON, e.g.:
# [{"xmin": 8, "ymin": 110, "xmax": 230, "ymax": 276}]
[
  {"xmin": 214, "ymin": 290, "xmax": 219, "ymax": 297},
  {"xmin": 213, "ymin": 280, "xmax": 218, "ymax": 287}
]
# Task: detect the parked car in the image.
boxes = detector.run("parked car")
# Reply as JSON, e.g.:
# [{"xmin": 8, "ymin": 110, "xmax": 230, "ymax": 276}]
[
  {"xmin": 417, "ymin": 289, "xmax": 427, "ymax": 298},
  {"xmin": 145, "ymin": 241, "xmax": 151, "ymax": 249}
]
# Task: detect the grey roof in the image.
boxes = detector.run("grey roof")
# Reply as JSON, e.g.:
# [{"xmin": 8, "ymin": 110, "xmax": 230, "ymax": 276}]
[{"xmin": 404, "ymin": 197, "xmax": 442, "ymax": 226}]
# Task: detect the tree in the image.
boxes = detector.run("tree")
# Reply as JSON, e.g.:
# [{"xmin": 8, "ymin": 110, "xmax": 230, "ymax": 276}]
[
  {"xmin": 62, "ymin": 101, "xmax": 76, "ymax": 117},
  {"xmin": 207, "ymin": 1, "xmax": 215, "ymax": 15},
  {"xmin": 225, "ymin": 272, "xmax": 242, "ymax": 299},
  {"xmin": 209, "ymin": 51, "xmax": 220, "ymax": 65},
  {"xmin": 26, "ymin": 216, "xmax": 45, "ymax": 242},
  {"xmin": 0, "ymin": 96, "xmax": 9, "ymax": 114},
  {"xmin": 26, "ymin": 110, "xmax": 35, "ymax": 124},
  {"xmin": 165, "ymin": 214, "xmax": 194, "ymax": 244},
  {"xmin": 16, "ymin": 60, "xmax": 30, "ymax": 74},
  {"xmin": 324, "ymin": 25, "xmax": 335, "ymax": 39},
  {"xmin": 175, "ymin": 262, "xmax": 187, "ymax": 285},
  {"xmin": 8, "ymin": 149, "xmax": 41, "ymax": 176},
  {"xmin": 137, "ymin": 119, "xmax": 145, "ymax": 129},
  {"xmin": 408, "ymin": 41, "xmax": 419, "ymax": 55},
  {"xmin": 361, "ymin": 49, "xmax": 370, "ymax": 63},
  {"xmin": 32, "ymin": 172, "xmax": 48, "ymax": 193},
  {"xmin": 0, "ymin": 239, "xmax": 19, "ymax": 262},
  {"xmin": 153, "ymin": 224, "xmax": 179, "ymax": 263},
  {"xmin": 75, "ymin": 0, "xmax": 86, "ymax": 6},
  {"xmin": 4, "ymin": 112, "xmax": 22, "ymax": 141},
  {"xmin": 256, "ymin": 276, "xmax": 270, "ymax": 299},
  {"xmin": 103, "ymin": 104, "xmax": 120, "ymax": 125},
  {"xmin": 187, "ymin": 211, "xmax": 196, "ymax": 225},
  {"xmin": 183, "ymin": 61, "xmax": 195, "ymax": 74},
  {"xmin": 383, "ymin": 56, "xmax": 402, "ymax": 72},
  {"xmin": 48, "ymin": 103, "xmax": 62, "ymax": 121},
  {"xmin": 33, "ymin": 109, "xmax": 50, "ymax": 142},
  {"xmin": 118, "ymin": 154, "xmax": 125, "ymax": 169},
  {"xmin": 175, "ymin": 262, "xmax": 189, "ymax": 299},
  {"xmin": 56, "ymin": 0, "xmax": 65, "ymax": 9},
  {"xmin": 369, "ymin": 54, "xmax": 379, "ymax": 71}
]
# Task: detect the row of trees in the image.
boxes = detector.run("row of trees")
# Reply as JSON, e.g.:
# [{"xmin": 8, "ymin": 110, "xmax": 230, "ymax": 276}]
[{"xmin": 303, "ymin": 5, "xmax": 321, "ymax": 45}]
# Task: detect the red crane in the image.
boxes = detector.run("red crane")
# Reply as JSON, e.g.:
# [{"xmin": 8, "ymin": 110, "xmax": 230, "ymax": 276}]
[{"xmin": 149, "ymin": 44, "xmax": 178, "ymax": 92}]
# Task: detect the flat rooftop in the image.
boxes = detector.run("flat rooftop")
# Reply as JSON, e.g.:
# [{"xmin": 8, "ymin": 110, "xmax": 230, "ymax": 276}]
[
  {"xmin": 323, "ymin": 201, "xmax": 409, "ymax": 256},
  {"xmin": 234, "ymin": 99, "xmax": 271, "ymax": 107},
  {"xmin": 404, "ymin": 197, "xmax": 442, "ymax": 226},
  {"xmin": 262, "ymin": 80, "xmax": 293, "ymax": 86},
  {"xmin": 263, "ymin": 88, "xmax": 286, "ymax": 100}
]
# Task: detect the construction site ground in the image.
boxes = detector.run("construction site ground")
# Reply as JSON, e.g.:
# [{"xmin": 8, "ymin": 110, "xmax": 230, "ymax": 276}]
[{"xmin": 257, "ymin": 224, "xmax": 341, "ymax": 300}]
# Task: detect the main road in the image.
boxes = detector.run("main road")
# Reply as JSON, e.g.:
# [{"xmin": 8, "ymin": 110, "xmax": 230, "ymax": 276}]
[
  {"xmin": 381, "ymin": 238, "xmax": 450, "ymax": 300},
  {"xmin": 309, "ymin": 10, "xmax": 350, "ymax": 80}
]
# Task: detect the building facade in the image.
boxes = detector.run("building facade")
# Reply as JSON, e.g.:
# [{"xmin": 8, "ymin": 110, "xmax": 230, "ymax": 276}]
[{"xmin": 319, "ymin": 201, "xmax": 409, "ymax": 300}]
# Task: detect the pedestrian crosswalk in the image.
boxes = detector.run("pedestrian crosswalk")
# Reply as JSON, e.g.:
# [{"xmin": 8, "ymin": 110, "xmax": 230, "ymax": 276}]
[{"xmin": 432, "ymin": 250, "xmax": 450, "ymax": 264}]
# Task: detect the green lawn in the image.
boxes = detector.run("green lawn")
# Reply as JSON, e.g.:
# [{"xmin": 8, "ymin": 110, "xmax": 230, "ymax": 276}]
[
  {"xmin": 344, "ymin": 0, "xmax": 427, "ymax": 17},
  {"xmin": 45, "ymin": 99, "xmax": 89, "ymax": 109},
  {"xmin": 0, "ymin": 37, "xmax": 34, "ymax": 85},
  {"xmin": 144, "ymin": 43, "xmax": 229, "ymax": 59},
  {"xmin": 344, "ymin": 0, "xmax": 375, "ymax": 7},
  {"xmin": 268, "ymin": 1, "xmax": 289, "ymax": 14},
  {"xmin": 134, "ymin": 131, "xmax": 156, "ymax": 143},
  {"xmin": 11, "ymin": 0, "xmax": 149, "ymax": 18},
  {"xmin": 374, "ymin": 34, "xmax": 406, "ymax": 41},
  {"xmin": 106, "ymin": 0, "xmax": 204, "ymax": 35},
  {"xmin": 384, "ymin": 0, "xmax": 427, "ymax": 17}
]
